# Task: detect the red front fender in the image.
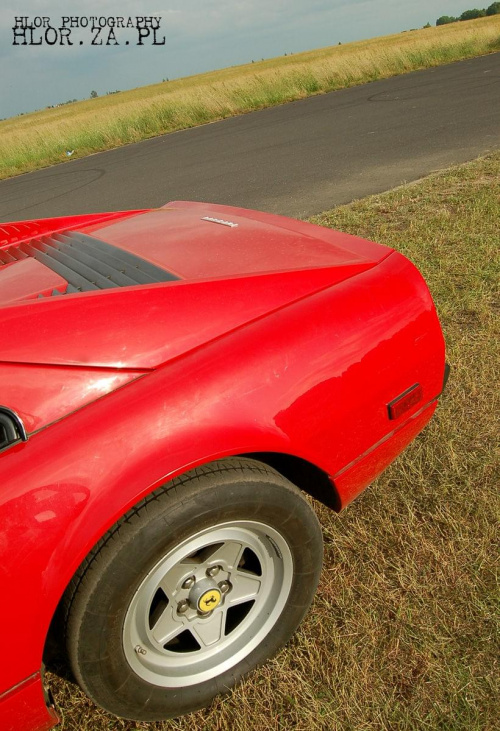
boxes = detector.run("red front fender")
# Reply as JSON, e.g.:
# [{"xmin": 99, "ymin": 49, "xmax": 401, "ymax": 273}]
[{"xmin": 0, "ymin": 251, "xmax": 445, "ymax": 697}]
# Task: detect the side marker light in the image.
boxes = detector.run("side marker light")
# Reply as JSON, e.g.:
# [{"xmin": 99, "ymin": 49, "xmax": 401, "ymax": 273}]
[{"xmin": 387, "ymin": 383, "xmax": 423, "ymax": 420}]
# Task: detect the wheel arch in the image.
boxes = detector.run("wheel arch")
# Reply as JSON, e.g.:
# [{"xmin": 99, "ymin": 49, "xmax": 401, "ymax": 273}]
[
  {"xmin": 239, "ymin": 451, "xmax": 341, "ymax": 512},
  {"xmin": 57, "ymin": 456, "xmax": 324, "ymax": 720},
  {"xmin": 43, "ymin": 451, "xmax": 333, "ymax": 672}
]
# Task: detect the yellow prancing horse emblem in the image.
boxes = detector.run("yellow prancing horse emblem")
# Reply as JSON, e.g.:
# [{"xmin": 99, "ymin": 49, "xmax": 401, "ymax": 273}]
[{"xmin": 198, "ymin": 589, "xmax": 222, "ymax": 612}]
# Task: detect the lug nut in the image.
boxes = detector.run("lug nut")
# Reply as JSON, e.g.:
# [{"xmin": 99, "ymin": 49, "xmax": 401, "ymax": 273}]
[
  {"xmin": 206, "ymin": 565, "xmax": 221, "ymax": 578},
  {"xmin": 182, "ymin": 576, "xmax": 196, "ymax": 590},
  {"xmin": 219, "ymin": 580, "xmax": 231, "ymax": 594},
  {"xmin": 177, "ymin": 600, "xmax": 190, "ymax": 614}
]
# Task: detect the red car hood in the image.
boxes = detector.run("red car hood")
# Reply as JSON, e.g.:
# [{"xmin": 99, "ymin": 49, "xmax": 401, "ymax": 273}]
[{"xmin": 0, "ymin": 202, "xmax": 392, "ymax": 369}]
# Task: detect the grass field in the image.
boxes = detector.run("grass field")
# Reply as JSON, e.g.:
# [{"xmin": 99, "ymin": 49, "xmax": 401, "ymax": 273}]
[
  {"xmin": 47, "ymin": 153, "xmax": 500, "ymax": 729},
  {"xmin": 2, "ymin": 15, "xmax": 500, "ymax": 180}
]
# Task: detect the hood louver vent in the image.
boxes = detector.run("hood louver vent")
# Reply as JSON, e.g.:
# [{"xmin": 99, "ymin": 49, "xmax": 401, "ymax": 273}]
[
  {"xmin": 0, "ymin": 222, "xmax": 42, "ymax": 245},
  {"xmin": 0, "ymin": 231, "xmax": 179, "ymax": 296}
]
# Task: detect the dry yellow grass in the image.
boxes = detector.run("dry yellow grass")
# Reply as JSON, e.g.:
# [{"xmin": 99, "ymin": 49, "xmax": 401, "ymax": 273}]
[
  {"xmin": 46, "ymin": 152, "xmax": 500, "ymax": 730},
  {"xmin": 1, "ymin": 15, "xmax": 500, "ymax": 180}
]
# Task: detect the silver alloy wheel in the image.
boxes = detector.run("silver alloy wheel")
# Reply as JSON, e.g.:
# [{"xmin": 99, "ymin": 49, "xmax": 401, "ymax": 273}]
[{"xmin": 123, "ymin": 520, "xmax": 293, "ymax": 687}]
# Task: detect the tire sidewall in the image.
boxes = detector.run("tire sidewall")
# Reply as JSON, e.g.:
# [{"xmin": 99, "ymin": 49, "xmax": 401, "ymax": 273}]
[{"xmin": 67, "ymin": 468, "xmax": 322, "ymax": 721}]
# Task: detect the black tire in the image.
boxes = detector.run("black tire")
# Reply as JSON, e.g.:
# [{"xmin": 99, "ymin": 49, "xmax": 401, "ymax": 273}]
[{"xmin": 64, "ymin": 458, "xmax": 323, "ymax": 721}]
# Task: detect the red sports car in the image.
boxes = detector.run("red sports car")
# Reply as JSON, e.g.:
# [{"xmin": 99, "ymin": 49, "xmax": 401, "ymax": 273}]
[{"xmin": 0, "ymin": 202, "xmax": 447, "ymax": 729}]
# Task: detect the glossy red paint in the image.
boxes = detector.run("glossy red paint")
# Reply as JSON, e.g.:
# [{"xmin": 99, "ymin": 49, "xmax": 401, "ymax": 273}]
[
  {"xmin": 0, "ymin": 258, "xmax": 68, "ymax": 304},
  {"xmin": 89, "ymin": 201, "xmax": 393, "ymax": 279},
  {"xmin": 333, "ymin": 402, "xmax": 438, "ymax": 505},
  {"xmin": 0, "ymin": 210, "xmax": 146, "ymax": 247},
  {"xmin": 0, "ymin": 203, "xmax": 446, "ymax": 729},
  {"xmin": 0, "ymin": 674, "xmax": 57, "ymax": 731},
  {"xmin": 0, "ymin": 266, "xmax": 377, "ymax": 369},
  {"xmin": 0, "ymin": 363, "xmax": 146, "ymax": 433}
]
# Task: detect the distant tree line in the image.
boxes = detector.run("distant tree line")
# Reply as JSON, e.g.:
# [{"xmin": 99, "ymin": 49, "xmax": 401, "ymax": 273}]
[
  {"xmin": 45, "ymin": 99, "xmax": 78, "ymax": 109},
  {"xmin": 437, "ymin": 2, "xmax": 500, "ymax": 25},
  {"xmin": 89, "ymin": 90, "xmax": 121, "ymax": 98}
]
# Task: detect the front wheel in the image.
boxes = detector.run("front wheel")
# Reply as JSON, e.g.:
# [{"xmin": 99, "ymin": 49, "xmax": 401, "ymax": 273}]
[{"xmin": 64, "ymin": 458, "xmax": 323, "ymax": 721}]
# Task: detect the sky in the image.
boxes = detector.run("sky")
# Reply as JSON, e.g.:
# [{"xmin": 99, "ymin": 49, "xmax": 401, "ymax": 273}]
[{"xmin": 0, "ymin": 1, "xmax": 475, "ymax": 119}]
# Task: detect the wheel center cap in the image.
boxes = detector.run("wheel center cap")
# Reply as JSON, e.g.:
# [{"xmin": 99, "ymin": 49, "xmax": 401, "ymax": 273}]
[
  {"xmin": 189, "ymin": 578, "xmax": 223, "ymax": 613},
  {"xmin": 198, "ymin": 588, "xmax": 222, "ymax": 612}
]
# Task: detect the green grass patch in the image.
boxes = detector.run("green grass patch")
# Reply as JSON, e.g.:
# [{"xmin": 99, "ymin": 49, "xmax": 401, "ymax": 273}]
[
  {"xmin": 47, "ymin": 152, "xmax": 500, "ymax": 729},
  {"xmin": 1, "ymin": 15, "xmax": 500, "ymax": 180}
]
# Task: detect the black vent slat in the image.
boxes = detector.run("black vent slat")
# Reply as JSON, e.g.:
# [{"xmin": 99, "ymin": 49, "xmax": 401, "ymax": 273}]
[
  {"xmin": 0, "ymin": 247, "xmax": 27, "ymax": 263},
  {"xmin": 43, "ymin": 236, "xmax": 138, "ymax": 288},
  {"xmin": 19, "ymin": 242, "xmax": 100, "ymax": 292},
  {"xmin": 1, "ymin": 229, "xmax": 179, "ymax": 297},
  {"xmin": 35, "ymin": 238, "xmax": 120, "ymax": 290},
  {"xmin": 53, "ymin": 233, "xmax": 151, "ymax": 286},
  {"xmin": 0, "ymin": 250, "xmax": 18, "ymax": 264},
  {"xmin": 55, "ymin": 234, "xmax": 163, "ymax": 284},
  {"xmin": 61, "ymin": 231, "xmax": 178, "ymax": 283}
]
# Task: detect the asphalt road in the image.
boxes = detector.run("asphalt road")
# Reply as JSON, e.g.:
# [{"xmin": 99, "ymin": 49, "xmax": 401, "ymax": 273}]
[{"xmin": 1, "ymin": 53, "xmax": 499, "ymax": 222}]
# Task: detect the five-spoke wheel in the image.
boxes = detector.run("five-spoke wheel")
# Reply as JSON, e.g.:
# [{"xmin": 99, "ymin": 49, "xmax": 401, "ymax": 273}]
[
  {"xmin": 124, "ymin": 521, "xmax": 294, "ymax": 686},
  {"xmin": 64, "ymin": 459, "xmax": 323, "ymax": 721}
]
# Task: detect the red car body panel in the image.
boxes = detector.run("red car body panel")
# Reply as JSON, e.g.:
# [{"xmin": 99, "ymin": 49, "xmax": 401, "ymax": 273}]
[
  {"xmin": 0, "ymin": 265, "xmax": 374, "ymax": 368},
  {"xmin": 1, "ymin": 675, "xmax": 57, "ymax": 731},
  {"xmin": 0, "ymin": 202, "xmax": 446, "ymax": 729}
]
